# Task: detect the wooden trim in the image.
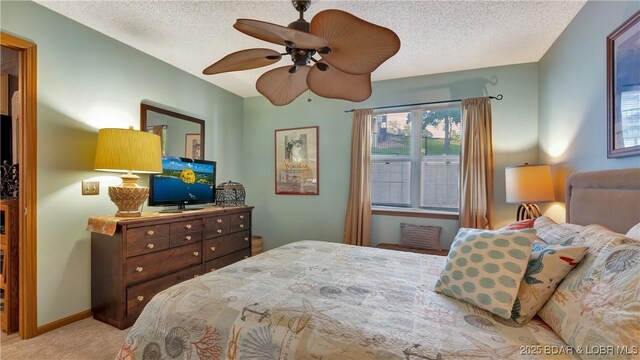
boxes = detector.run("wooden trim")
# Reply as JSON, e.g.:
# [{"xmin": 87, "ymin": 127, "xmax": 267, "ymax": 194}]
[
  {"xmin": 140, "ymin": 103, "xmax": 205, "ymax": 159},
  {"xmin": 36, "ymin": 310, "xmax": 92, "ymax": 336},
  {"xmin": 1, "ymin": 32, "xmax": 38, "ymax": 339},
  {"xmin": 372, "ymin": 209, "xmax": 459, "ymax": 220}
]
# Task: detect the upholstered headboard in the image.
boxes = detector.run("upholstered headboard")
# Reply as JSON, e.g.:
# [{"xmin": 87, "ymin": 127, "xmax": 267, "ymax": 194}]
[{"xmin": 566, "ymin": 168, "xmax": 640, "ymax": 234}]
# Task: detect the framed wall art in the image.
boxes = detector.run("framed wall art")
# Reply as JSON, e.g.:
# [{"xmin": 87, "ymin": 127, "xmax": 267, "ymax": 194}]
[
  {"xmin": 185, "ymin": 133, "xmax": 202, "ymax": 159},
  {"xmin": 275, "ymin": 126, "xmax": 319, "ymax": 195},
  {"xmin": 607, "ymin": 11, "xmax": 640, "ymax": 158}
]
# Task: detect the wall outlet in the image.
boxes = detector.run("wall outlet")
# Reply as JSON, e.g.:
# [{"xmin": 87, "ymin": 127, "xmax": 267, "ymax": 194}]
[{"xmin": 82, "ymin": 180, "xmax": 100, "ymax": 195}]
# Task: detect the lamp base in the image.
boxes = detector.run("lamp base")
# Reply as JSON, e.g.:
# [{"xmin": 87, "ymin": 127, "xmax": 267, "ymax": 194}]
[
  {"xmin": 516, "ymin": 203, "xmax": 542, "ymax": 221},
  {"xmin": 108, "ymin": 173, "xmax": 148, "ymax": 217}
]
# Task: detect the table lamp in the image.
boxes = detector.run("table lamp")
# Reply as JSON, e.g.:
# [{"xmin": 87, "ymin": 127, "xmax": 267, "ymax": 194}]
[
  {"xmin": 505, "ymin": 164, "xmax": 555, "ymax": 221},
  {"xmin": 94, "ymin": 127, "xmax": 162, "ymax": 217}
]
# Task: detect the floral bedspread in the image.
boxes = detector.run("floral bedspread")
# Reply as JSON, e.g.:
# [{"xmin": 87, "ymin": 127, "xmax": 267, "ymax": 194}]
[{"xmin": 117, "ymin": 241, "xmax": 576, "ymax": 360}]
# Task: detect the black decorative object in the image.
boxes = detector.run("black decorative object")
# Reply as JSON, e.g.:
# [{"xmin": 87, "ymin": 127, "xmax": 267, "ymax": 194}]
[
  {"xmin": 215, "ymin": 181, "xmax": 246, "ymax": 207},
  {"xmin": 1, "ymin": 161, "xmax": 19, "ymax": 199}
]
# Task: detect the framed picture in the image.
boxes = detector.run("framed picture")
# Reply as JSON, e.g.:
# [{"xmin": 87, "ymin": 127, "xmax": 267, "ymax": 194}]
[
  {"xmin": 185, "ymin": 133, "xmax": 202, "ymax": 159},
  {"xmin": 275, "ymin": 126, "xmax": 319, "ymax": 195},
  {"xmin": 607, "ymin": 11, "xmax": 640, "ymax": 158}
]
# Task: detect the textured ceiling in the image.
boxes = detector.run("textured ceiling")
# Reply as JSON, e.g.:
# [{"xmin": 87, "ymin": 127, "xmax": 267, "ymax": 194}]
[{"xmin": 36, "ymin": 0, "xmax": 586, "ymax": 98}]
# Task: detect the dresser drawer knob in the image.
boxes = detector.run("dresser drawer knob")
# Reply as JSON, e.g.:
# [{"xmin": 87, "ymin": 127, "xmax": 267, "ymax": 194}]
[
  {"xmin": 244, "ymin": 256, "xmax": 249, "ymax": 259},
  {"xmin": 193, "ymin": 252, "xmax": 199, "ymax": 257},
  {"xmin": 244, "ymin": 237, "xmax": 249, "ymax": 241},
  {"xmin": 146, "ymin": 243, "xmax": 155, "ymax": 249},
  {"xmin": 135, "ymin": 266, "xmax": 143, "ymax": 272},
  {"xmin": 185, "ymin": 224, "xmax": 192, "ymax": 229},
  {"xmin": 210, "ymin": 246, "xmax": 216, "ymax": 252},
  {"xmin": 239, "ymin": 224, "xmax": 244, "ymax": 228},
  {"xmin": 185, "ymin": 235, "xmax": 192, "ymax": 241},
  {"xmin": 216, "ymin": 219, "xmax": 223, "ymax": 223},
  {"xmin": 239, "ymin": 215, "xmax": 245, "ymax": 219},
  {"xmin": 146, "ymin": 230, "xmax": 154, "ymax": 236},
  {"xmin": 137, "ymin": 296, "xmax": 144, "ymax": 302},
  {"xmin": 217, "ymin": 229, "xmax": 222, "ymax": 234}
]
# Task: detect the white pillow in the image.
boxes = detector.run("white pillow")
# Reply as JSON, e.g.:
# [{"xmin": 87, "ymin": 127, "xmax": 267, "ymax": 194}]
[{"xmin": 626, "ymin": 223, "xmax": 640, "ymax": 241}]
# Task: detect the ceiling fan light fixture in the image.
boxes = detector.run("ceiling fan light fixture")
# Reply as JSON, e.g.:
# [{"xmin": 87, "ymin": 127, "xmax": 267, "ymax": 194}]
[
  {"xmin": 204, "ymin": 0, "xmax": 401, "ymax": 105},
  {"xmin": 317, "ymin": 47, "xmax": 332, "ymax": 55},
  {"xmin": 316, "ymin": 63, "xmax": 329, "ymax": 72}
]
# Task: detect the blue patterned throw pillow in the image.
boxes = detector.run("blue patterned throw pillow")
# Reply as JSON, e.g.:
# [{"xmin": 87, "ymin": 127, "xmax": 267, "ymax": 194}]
[
  {"xmin": 510, "ymin": 242, "xmax": 588, "ymax": 324},
  {"xmin": 435, "ymin": 228, "xmax": 536, "ymax": 319}
]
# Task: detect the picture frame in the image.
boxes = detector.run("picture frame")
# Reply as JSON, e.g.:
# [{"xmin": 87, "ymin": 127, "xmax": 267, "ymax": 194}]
[
  {"xmin": 185, "ymin": 133, "xmax": 202, "ymax": 159},
  {"xmin": 275, "ymin": 126, "xmax": 319, "ymax": 195},
  {"xmin": 607, "ymin": 11, "xmax": 640, "ymax": 158}
]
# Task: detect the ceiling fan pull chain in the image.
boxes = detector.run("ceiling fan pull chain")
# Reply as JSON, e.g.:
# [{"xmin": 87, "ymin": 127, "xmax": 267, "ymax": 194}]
[{"xmin": 307, "ymin": 90, "xmax": 312, "ymax": 103}]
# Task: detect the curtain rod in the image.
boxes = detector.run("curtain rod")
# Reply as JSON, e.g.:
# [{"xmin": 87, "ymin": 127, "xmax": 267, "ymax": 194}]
[{"xmin": 343, "ymin": 94, "xmax": 503, "ymax": 113}]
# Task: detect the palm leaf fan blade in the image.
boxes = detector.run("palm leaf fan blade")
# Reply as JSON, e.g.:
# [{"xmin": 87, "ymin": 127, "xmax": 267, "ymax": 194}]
[
  {"xmin": 256, "ymin": 66, "xmax": 311, "ymax": 106},
  {"xmin": 310, "ymin": 10, "xmax": 400, "ymax": 75},
  {"xmin": 234, "ymin": 19, "xmax": 328, "ymax": 49},
  {"xmin": 203, "ymin": 48, "xmax": 282, "ymax": 75},
  {"xmin": 307, "ymin": 62, "xmax": 372, "ymax": 102}
]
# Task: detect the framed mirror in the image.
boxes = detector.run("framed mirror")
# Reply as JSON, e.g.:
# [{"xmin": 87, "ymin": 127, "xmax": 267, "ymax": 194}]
[
  {"xmin": 607, "ymin": 11, "xmax": 640, "ymax": 158},
  {"xmin": 140, "ymin": 103, "xmax": 205, "ymax": 160}
]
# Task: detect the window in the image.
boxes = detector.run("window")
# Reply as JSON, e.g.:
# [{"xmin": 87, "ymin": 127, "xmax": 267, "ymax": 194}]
[{"xmin": 371, "ymin": 103, "xmax": 462, "ymax": 213}]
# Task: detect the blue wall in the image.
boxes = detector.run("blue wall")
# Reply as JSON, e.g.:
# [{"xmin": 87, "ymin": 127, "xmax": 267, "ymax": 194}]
[
  {"xmin": 244, "ymin": 63, "xmax": 540, "ymax": 250},
  {"xmin": 1, "ymin": 1, "xmax": 244, "ymax": 325},
  {"xmin": 538, "ymin": 0, "xmax": 640, "ymax": 220}
]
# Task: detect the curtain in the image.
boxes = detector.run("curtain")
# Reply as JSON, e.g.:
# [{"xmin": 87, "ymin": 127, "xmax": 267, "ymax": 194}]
[
  {"xmin": 344, "ymin": 109, "xmax": 373, "ymax": 246},
  {"xmin": 460, "ymin": 97, "xmax": 494, "ymax": 229}
]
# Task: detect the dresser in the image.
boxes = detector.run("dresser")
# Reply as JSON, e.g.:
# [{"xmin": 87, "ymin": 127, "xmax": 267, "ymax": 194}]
[{"xmin": 90, "ymin": 206, "xmax": 253, "ymax": 329}]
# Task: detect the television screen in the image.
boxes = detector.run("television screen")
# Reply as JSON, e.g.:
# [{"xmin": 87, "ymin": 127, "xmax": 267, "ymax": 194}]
[{"xmin": 149, "ymin": 156, "xmax": 216, "ymax": 209}]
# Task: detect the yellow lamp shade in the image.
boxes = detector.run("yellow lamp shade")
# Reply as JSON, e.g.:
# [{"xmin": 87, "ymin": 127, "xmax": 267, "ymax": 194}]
[
  {"xmin": 94, "ymin": 127, "xmax": 162, "ymax": 217},
  {"xmin": 94, "ymin": 128, "xmax": 162, "ymax": 173},
  {"xmin": 505, "ymin": 164, "xmax": 555, "ymax": 203}
]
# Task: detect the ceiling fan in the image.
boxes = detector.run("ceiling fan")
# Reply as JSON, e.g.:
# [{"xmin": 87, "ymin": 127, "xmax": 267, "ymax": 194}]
[{"xmin": 203, "ymin": 0, "xmax": 401, "ymax": 106}]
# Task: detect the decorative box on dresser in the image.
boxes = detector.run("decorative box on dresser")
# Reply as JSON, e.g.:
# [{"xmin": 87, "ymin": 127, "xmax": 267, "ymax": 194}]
[{"xmin": 89, "ymin": 206, "xmax": 253, "ymax": 329}]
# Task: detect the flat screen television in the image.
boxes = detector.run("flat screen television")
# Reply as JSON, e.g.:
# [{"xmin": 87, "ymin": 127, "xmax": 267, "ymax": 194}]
[{"xmin": 148, "ymin": 156, "xmax": 216, "ymax": 212}]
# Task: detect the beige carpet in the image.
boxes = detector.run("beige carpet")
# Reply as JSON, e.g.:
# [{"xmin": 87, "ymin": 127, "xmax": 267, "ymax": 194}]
[{"xmin": 0, "ymin": 318, "xmax": 128, "ymax": 360}]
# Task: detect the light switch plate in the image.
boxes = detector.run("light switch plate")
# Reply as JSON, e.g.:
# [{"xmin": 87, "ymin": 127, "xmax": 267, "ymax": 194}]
[{"xmin": 82, "ymin": 180, "xmax": 100, "ymax": 195}]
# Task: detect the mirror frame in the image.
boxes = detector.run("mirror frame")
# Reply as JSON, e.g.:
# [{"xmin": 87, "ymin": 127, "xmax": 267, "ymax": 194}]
[{"xmin": 140, "ymin": 103, "xmax": 205, "ymax": 159}]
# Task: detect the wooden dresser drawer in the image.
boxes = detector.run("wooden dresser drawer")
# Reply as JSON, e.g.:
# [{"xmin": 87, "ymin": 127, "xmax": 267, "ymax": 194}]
[
  {"xmin": 126, "ymin": 265, "xmax": 201, "ymax": 319},
  {"xmin": 125, "ymin": 242, "xmax": 202, "ymax": 285},
  {"xmin": 170, "ymin": 219, "xmax": 202, "ymax": 235},
  {"xmin": 229, "ymin": 212, "xmax": 251, "ymax": 232},
  {"xmin": 126, "ymin": 225, "xmax": 170, "ymax": 257},
  {"xmin": 204, "ymin": 230, "xmax": 250, "ymax": 261},
  {"xmin": 204, "ymin": 215, "xmax": 229, "ymax": 238},
  {"xmin": 204, "ymin": 248, "xmax": 250, "ymax": 273},
  {"xmin": 169, "ymin": 231, "xmax": 202, "ymax": 247}
]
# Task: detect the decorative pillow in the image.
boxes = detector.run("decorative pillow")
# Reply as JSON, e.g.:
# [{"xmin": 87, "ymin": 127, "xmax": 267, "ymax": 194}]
[
  {"xmin": 626, "ymin": 222, "xmax": 640, "ymax": 241},
  {"xmin": 500, "ymin": 218, "xmax": 536, "ymax": 231},
  {"xmin": 435, "ymin": 228, "xmax": 536, "ymax": 319},
  {"xmin": 400, "ymin": 223, "xmax": 441, "ymax": 250},
  {"xmin": 538, "ymin": 225, "xmax": 640, "ymax": 352},
  {"xmin": 533, "ymin": 216, "xmax": 582, "ymax": 245},
  {"xmin": 511, "ymin": 243, "xmax": 588, "ymax": 324}
]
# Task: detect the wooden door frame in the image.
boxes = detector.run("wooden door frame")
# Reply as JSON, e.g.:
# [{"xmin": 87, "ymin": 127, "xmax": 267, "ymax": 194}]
[{"xmin": 1, "ymin": 32, "xmax": 38, "ymax": 339}]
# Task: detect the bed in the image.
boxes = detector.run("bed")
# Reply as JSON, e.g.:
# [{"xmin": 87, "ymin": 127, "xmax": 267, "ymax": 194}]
[{"xmin": 117, "ymin": 169, "xmax": 640, "ymax": 360}]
